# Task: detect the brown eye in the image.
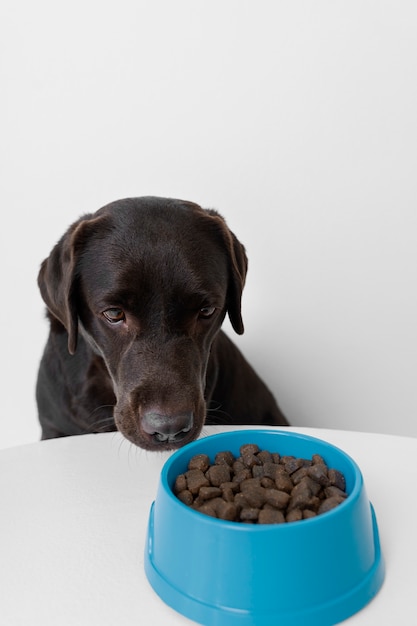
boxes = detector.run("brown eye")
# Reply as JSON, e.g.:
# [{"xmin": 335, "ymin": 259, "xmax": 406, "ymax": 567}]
[
  {"xmin": 103, "ymin": 308, "xmax": 125, "ymax": 324},
  {"xmin": 199, "ymin": 306, "xmax": 216, "ymax": 319}
]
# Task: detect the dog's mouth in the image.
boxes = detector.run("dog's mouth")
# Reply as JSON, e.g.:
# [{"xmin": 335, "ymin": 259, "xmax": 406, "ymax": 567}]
[
  {"xmin": 152, "ymin": 426, "xmax": 192, "ymax": 444},
  {"xmin": 119, "ymin": 423, "xmax": 201, "ymax": 451},
  {"xmin": 114, "ymin": 407, "xmax": 203, "ymax": 451}
]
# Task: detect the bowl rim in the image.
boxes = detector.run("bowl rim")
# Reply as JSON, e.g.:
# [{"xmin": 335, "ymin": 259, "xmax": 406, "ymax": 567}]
[{"xmin": 160, "ymin": 428, "xmax": 363, "ymax": 529}]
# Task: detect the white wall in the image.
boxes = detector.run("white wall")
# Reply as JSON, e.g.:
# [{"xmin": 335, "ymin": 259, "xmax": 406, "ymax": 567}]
[{"xmin": 1, "ymin": 0, "xmax": 416, "ymax": 448}]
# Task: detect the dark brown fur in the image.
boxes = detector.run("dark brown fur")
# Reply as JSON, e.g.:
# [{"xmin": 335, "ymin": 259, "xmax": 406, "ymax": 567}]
[{"xmin": 37, "ymin": 197, "xmax": 288, "ymax": 450}]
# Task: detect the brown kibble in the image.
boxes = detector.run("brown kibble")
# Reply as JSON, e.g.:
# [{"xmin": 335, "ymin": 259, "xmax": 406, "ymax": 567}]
[
  {"xmin": 192, "ymin": 495, "xmax": 204, "ymax": 508},
  {"xmin": 216, "ymin": 500, "xmax": 238, "ymax": 521},
  {"xmin": 288, "ymin": 477, "xmax": 322, "ymax": 510},
  {"xmin": 243, "ymin": 488, "xmax": 266, "ymax": 509},
  {"xmin": 232, "ymin": 459, "xmax": 245, "ymax": 473},
  {"xmin": 301, "ymin": 476, "xmax": 322, "ymax": 496},
  {"xmin": 215, "ymin": 450, "xmax": 235, "ymax": 466},
  {"xmin": 260, "ymin": 477, "xmax": 275, "ymax": 489},
  {"xmin": 220, "ymin": 481, "xmax": 239, "ymax": 492},
  {"xmin": 174, "ymin": 445, "xmax": 347, "ymax": 524},
  {"xmin": 220, "ymin": 481, "xmax": 239, "ymax": 502},
  {"xmin": 256, "ymin": 449, "xmax": 273, "ymax": 464},
  {"xmin": 288, "ymin": 489, "xmax": 309, "ymax": 511},
  {"xmin": 304, "ymin": 496, "xmax": 321, "ymax": 512},
  {"xmin": 197, "ymin": 502, "xmax": 217, "ymax": 518},
  {"xmin": 258, "ymin": 508, "xmax": 285, "ymax": 524},
  {"xmin": 242, "ymin": 453, "xmax": 261, "ymax": 469},
  {"xmin": 208, "ymin": 497, "xmax": 227, "ymax": 514},
  {"xmin": 312, "ymin": 454, "xmax": 326, "ymax": 466},
  {"xmin": 264, "ymin": 488, "xmax": 290, "ymax": 510},
  {"xmin": 291, "ymin": 467, "xmax": 309, "ymax": 485},
  {"xmin": 275, "ymin": 470, "xmax": 294, "ymax": 494},
  {"xmin": 221, "ymin": 487, "xmax": 235, "ymax": 502},
  {"xmin": 252, "ymin": 464, "xmax": 265, "ymax": 478},
  {"xmin": 240, "ymin": 479, "xmax": 266, "ymax": 508},
  {"xmin": 239, "ymin": 477, "xmax": 261, "ymax": 490},
  {"xmin": 307, "ymin": 464, "xmax": 330, "ymax": 487},
  {"xmin": 300, "ymin": 476, "xmax": 322, "ymax": 496},
  {"xmin": 177, "ymin": 489, "xmax": 193, "ymax": 505},
  {"xmin": 240, "ymin": 443, "xmax": 260, "ymax": 456},
  {"xmin": 185, "ymin": 469, "xmax": 209, "ymax": 495},
  {"xmin": 262, "ymin": 462, "xmax": 280, "ymax": 480},
  {"xmin": 188, "ymin": 454, "xmax": 210, "ymax": 472},
  {"xmin": 286, "ymin": 508, "xmax": 303, "ymax": 522},
  {"xmin": 328, "ymin": 469, "xmax": 346, "ymax": 491},
  {"xmin": 206, "ymin": 463, "xmax": 231, "ymax": 487},
  {"xmin": 240, "ymin": 443, "xmax": 261, "ymax": 469},
  {"xmin": 318, "ymin": 496, "xmax": 346, "ymax": 515},
  {"xmin": 233, "ymin": 469, "xmax": 252, "ymax": 483},
  {"xmin": 324, "ymin": 486, "xmax": 348, "ymax": 499},
  {"xmin": 240, "ymin": 507, "xmax": 260, "ymax": 521},
  {"xmin": 283, "ymin": 457, "xmax": 304, "ymax": 475},
  {"xmin": 234, "ymin": 492, "xmax": 249, "ymax": 511},
  {"xmin": 199, "ymin": 486, "xmax": 222, "ymax": 500},
  {"xmin": 174, "ymin": 474, "xmax": 187, "ymax": 494}
]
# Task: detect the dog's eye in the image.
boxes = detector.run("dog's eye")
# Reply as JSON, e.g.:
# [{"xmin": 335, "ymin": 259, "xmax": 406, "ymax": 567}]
[
  {"xmin": 103, "ymin": 308, "xmax": 125, "ymax": 324},
  {"xmin": 199, "ymin": 306, "xmax": 216, "ymax": 319}
]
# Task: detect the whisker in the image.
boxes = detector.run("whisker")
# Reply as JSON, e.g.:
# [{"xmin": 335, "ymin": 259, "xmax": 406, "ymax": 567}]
[
  {"xmin": 205, "ymin": 402, "xmax": 233, "ymax": 426},
  {"xmin": 88, "ymin": 416, "xmax": 115, "ymax": 430},
  {"xmin": 89, "ymin": 403, "xmax": 114, "ymax": 417},
  {"xmin": 117, "ymin": 433, "xmax": 129, "ymax": 459},
  {"xmin": 85, "ymin": 405, "xmax": 116, "ymax": 433},
  {"xmin": 125, "ymin": 438, "xmax": 133, "ymax": 467}
]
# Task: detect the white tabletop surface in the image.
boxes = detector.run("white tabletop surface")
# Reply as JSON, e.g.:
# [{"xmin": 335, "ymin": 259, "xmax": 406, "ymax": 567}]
[{"xmin": 1, "ymin": 425, "xmax": 416, "ymax": 626}]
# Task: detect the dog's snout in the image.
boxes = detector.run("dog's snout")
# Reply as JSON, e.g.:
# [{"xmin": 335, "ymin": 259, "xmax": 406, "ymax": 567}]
[{"xmin": 142, "ymin": 410, "xmax": 193, "ymax": 444}]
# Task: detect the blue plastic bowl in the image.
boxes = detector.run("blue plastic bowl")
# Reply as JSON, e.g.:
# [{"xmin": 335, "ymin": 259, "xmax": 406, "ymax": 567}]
[{"xmin": 144, "ymin": 430, "xmax": 384, "ymax": 626}]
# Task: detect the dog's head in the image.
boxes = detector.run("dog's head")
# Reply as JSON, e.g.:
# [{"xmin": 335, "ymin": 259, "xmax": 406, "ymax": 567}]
[{"xmin": 38, "ymin": 197, "xmax": 248, "ymax": 450}]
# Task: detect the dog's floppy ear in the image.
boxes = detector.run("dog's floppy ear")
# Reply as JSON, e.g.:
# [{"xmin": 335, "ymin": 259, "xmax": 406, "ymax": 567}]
[
  {"xmin": 205, "ymin": 210, "xmax": 248, "ymax": 335},
  {"xmin": 38, "ymin": 214, "xmax": 106, "ymax": 355}
]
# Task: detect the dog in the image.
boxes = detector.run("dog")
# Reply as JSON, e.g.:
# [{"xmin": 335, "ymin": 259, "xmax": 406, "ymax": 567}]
[{"xmin": 36, "ymin": 197, "xmax": 288, "ymax": 450}]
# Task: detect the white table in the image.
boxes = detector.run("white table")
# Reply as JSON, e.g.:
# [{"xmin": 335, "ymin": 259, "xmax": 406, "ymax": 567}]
[{"xmin": 1, "ymin": 426, "xmax": 416, "ymax": 625}]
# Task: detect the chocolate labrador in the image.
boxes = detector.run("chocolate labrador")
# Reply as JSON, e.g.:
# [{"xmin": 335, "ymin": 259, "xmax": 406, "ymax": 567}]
[{"xmin": 36, "ymin": 197, "xmax": 288, "ymax": 450}]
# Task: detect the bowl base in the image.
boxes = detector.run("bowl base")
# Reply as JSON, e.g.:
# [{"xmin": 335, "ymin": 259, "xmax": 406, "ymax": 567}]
[{"xmin": 145, "ymin": 501, "xmax": 384, "ymax": 626}]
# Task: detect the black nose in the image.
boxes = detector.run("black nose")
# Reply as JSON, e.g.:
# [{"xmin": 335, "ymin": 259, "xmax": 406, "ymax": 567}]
[{"xmin": 142, "ymin": 410, "xmax": 193, "ymax": 443}]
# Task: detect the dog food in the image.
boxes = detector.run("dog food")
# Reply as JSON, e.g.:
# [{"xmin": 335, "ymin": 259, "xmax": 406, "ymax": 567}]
[{"xmin": 173, "ymin": 443, "xmax": 348, "ymax": 523}]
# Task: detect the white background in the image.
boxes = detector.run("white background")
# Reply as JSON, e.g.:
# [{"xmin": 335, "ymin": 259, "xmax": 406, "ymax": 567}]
[{"xmin": 1, "ymin": 1, "xmax": 416, "ymax": 449}]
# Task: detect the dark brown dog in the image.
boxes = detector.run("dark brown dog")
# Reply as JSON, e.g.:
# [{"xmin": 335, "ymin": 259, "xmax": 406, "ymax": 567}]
[{"xmin": 36, "ymin": 197, "xmax": 288, "ymax": 450}]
